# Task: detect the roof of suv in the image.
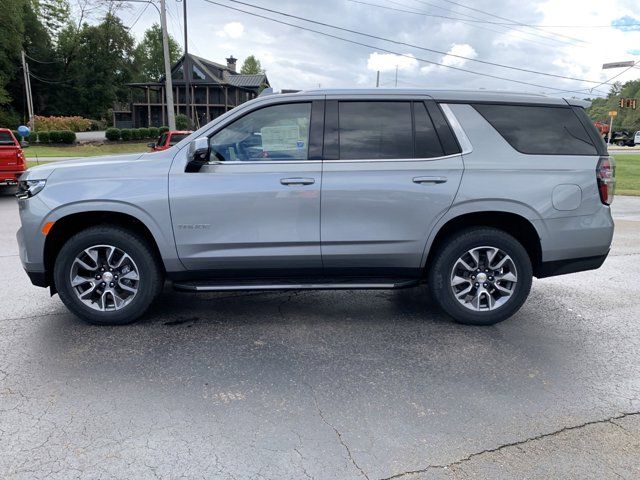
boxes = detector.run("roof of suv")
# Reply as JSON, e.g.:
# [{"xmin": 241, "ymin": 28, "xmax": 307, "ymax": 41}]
[{"xmin": 282, "ymin": 88, "xmax": 589, "ymax": 107}]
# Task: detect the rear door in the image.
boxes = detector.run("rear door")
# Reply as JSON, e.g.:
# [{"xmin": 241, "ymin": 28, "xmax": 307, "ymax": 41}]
[{"xmin": 320, "ymin": 96, "xmax": 465, "ymax": 276}]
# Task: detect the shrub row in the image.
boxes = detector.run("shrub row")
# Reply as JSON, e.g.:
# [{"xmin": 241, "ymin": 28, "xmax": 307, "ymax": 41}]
[
  {"xmin": 105, "ymin": 126, "xmax": 166, "ymax": 142},
  {"xmin": 13, "ymin": 130, "xmax": 75, "ymax": 144},
  {"xmin": 34, "ymin": 115, "xmax": 92, "ymax": 132}
]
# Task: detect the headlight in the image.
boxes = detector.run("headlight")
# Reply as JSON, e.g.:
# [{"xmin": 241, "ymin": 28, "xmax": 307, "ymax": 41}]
[{"xmin": 16, "ymin": 179, "xmax": 46, "ymax": 199}]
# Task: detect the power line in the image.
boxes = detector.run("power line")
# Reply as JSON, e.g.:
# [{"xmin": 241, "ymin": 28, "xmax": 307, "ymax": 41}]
[
  {"xmin": 127, "ymin": 1, "xmax": 151, "ymax": 30},
  {"xmin": 202, "ymin": 0, "xmax": 607, "ymax": 97},
  {"xmin": 582, "ymin": 60, "xmax": 640, "ymax": 94},
  {"xmin": 432, "ymin": 0, "xmax": 639, "ymax": 28},
  {"xmin": 398, "ymin": 0, "xmax": 587, "ymax": 46},
  {"xmin": 210, "ymin": 0, "xmax": 610, "ymax": 86},
  {"xmin": 350, "ymin": 0, "xmax": 586, "ymax": 47},
  {"xmin": 24, "ymin": 53, "xmax": 64, "ymax": 64},
  {"xmin": 28, "ymin": 72, "xmax": 71, "ymax": 84}
]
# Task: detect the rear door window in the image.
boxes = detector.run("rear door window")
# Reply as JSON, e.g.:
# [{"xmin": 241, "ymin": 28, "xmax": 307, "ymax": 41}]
[
  {"xmin": 473, "ymin": 104, "xmax": 598, "ymax": 155},
  {"xmin": 338, "ymin": 102, "xmax": 413, "ymax": 159}
]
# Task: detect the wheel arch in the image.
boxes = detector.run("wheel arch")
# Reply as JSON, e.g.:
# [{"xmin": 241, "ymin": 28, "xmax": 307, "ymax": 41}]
[
  {"xmin": 44, "ymin": 210, "xmax": 170, "ymax": 291},
  {"xmin": 423, "ymin": 208, "xmax": 543, "ymax": 277}
]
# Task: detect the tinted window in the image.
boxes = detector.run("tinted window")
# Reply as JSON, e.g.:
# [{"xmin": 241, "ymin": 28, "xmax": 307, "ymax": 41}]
[
  {"xmin": 210, "ymin": 103, "xmax": 311, "ymax": 162},
  {"xmin": 473, "ymin": 104, "xmax": 597, "ymax": 155},
  {"xmin": 414, "ymin": 102, "xmax": 444, "ymax": 158},
  {"xmin": 169, "ymin": 133, "xmax": 189, "ymax": 145},
  {"xmin": 0, "ymin": 132, "xmax": 15, "ymax": 145},
  {"xmin": 338, "ymin": 102, "xmax": 413, "ymax": 159}
]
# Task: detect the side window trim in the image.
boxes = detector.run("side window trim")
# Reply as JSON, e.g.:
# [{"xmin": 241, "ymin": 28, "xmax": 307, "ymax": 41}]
[
  {"xmin": 425, "ymin": 100, "xmax": 462, "ymax": 156},
  {"xmin": 439, "ymin": 103, "xmax": 473, "ymax": 154}
]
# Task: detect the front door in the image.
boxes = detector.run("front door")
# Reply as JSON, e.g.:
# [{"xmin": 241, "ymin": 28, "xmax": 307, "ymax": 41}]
[
  {"xmin": 320, "ymin": 98, "xmax": 464, "ymax": 276},
  {"xmin": 169, "ymin": 100, "xmax": 324, "ymax": 274}
]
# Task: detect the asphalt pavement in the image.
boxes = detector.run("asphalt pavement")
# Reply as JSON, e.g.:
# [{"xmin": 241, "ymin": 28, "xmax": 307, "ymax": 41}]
[{"xmin": 0, "ymin": 190, "xmax": 639, "ymax": 480}]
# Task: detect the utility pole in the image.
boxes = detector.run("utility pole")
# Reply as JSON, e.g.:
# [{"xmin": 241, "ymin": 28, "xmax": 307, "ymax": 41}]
[
  {"xmin": 376, "ymin": 70, "xmax": 380, "ymax": 87},
  {"xmin": 160, "ymin": 0, "xmax": 176, "ymax": 130},
  {"xmin": 21, "ymin": 51, "xmax": 34, "ymax": 131},
  {"xmin": 182, "ymin": 0, "xmax": 191, "ymax": 127}
]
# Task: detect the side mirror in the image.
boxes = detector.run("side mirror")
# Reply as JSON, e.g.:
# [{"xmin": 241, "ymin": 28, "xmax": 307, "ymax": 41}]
[
  {"xmin": 147, "ymin": 142, "xmax": 156, "ymax": 148},
  {"xmin": 185, "ymin": 137, "xmax": 210, "ymax": 173}
]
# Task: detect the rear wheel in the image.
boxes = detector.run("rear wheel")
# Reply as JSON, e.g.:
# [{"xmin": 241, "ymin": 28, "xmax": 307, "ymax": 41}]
[
  {"xmin": 428, "ymin": 227, "xmax": 532, "ymax": 325},
  {"xmin": 54, "ymin": 225, "xmax": 163, "ymax": 325}
]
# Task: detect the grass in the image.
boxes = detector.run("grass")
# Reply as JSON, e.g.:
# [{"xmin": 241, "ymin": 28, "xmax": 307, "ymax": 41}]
[
  {"xmin": 25, "ymin": 142, "xmax": 150, "ymax": 158},
  {"xmin": 613, "ymin": 154, "xmax": 640, "ymax": 196}
]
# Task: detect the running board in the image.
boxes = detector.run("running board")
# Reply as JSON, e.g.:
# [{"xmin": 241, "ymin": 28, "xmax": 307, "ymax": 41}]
[{"xmin": 172, "ymin": 278, "xmax": 420, "ymax": 292}]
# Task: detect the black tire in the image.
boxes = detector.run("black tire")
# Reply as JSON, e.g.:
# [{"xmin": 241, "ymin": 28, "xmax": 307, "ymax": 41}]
[
  {"xmin": 54, "ymin": 225, "xmax": 163, "ymax": 325},
  {"xmin": 428, "ymin": 227, "xmax": 532, "ymax": 326}
]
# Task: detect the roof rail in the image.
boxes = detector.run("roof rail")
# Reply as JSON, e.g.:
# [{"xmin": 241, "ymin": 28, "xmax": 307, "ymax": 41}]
[{"xmin": 259, "ymin": 88, "xmax": 275, "ymax": 97}]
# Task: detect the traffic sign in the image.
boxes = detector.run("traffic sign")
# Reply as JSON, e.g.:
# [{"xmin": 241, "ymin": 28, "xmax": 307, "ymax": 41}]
[
  {"xmin": 602, "ymin": 61, "xmax": 635, "ymax": 69},
  {"xmin": 608, "ymin": 111, "xmax": 617, "ymax": 116}
]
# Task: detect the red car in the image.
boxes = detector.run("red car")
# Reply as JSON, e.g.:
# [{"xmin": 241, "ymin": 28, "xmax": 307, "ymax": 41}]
[
  {"xmin": 0, "ymin": 129, "xmax": 26, "ymax": 187},
  {"xmin": 148, "ymin": 130, "xmax": 193, "ymax": 152}
]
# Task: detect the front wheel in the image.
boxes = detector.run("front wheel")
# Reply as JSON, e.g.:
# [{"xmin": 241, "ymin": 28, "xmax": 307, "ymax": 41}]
[
  {"xmin": 54, "ymin": 225, "xmax": 163, "ymax": 325},
  {"xmin": 428, "ymin": 228, "xmax": 532, "ymax": 325}
]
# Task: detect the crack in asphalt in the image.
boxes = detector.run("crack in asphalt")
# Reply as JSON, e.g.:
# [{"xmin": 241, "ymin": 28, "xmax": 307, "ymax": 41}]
[
  {"xmin": 304, "ymin": 382, "xmax": 370, "ymax": 480},
  {"xmin": 379, "ymin": 411, "xmax": 640, "ymax": 479}
]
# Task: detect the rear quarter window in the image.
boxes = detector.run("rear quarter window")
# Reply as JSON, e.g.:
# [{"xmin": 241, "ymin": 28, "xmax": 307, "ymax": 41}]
[{"xmin": 473, "ymin": 104, "xmax": 598, "ymax": 155}]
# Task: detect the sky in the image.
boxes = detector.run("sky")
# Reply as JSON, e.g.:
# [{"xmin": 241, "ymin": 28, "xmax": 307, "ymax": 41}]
[{"xmin": 112, "ymin": 0, "xmax": 640, "ymax": 99}]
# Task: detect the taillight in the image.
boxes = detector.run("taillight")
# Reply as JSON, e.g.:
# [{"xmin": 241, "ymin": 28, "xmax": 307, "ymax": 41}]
[
  {"xmin": 16, "ymin": 151, "xmax": 25, "ymax": 166},
  {"xmin": 596, "ymin": 156, "xmax": 616, "ymax": 205}
]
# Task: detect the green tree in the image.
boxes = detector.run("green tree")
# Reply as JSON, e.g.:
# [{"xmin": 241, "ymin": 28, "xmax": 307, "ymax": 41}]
[
  {"xmin": 0, "ymin": 0, "xmax": 26, "ymax": 106},
  {"xmin": 133, "ymin": 24, "xmax": 181, "ymax": 82},
  {"xmin": 57, "ymin": 13, "xmax": 136, "ymax": 119},
  {"xmin": 37, "ymin": 0, "xmax": 71, "ymax": 42},
  {"xmin": 240, "ymin": 55, "xmax": 263, "ymax": 74}
]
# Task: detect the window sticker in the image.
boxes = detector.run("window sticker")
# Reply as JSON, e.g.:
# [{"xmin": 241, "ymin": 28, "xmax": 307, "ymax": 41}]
[{"xmin": 261, "ymin": 125, "xmax": 301, "ymax": 151}]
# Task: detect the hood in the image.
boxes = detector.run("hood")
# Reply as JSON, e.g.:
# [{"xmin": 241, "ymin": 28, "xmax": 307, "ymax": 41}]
[{"xmin": 23, "ymin": 152, "xmax": 150, "ymax": 180}]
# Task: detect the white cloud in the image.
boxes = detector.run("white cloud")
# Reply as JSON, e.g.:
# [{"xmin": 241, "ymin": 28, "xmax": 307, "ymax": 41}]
[
  {"xmin": 216, "ymin": 22, "xmax": 244, "ymax": 39},
  {"xmin": 367, "ymin": 52, "xmax": 419, "ymax": 72},
  {"xmin": 442, "ymin": 44, "xmax": 478, "ymax": 67},
  {"xmin": 421, "ymin": 43, "xmax": 477, "ymax": 74}
]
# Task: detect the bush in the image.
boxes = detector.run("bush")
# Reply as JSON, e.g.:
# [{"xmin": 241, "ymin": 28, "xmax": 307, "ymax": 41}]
[
  {"xmin": 159, "ymin": 125, "xmax": 169, "ymax": 134},
  {"xmin": 29, "ymin": 131, "xmax": 38, "ymax": 142},
  {"xmin": 148, "ymin": 127, "xmax": 159, "ymax": 139},
  {"xmin": 175, "ymin": 114, "xmax": 189, "ymax": 130},
  {"xmin": 59, "ymin": 130, "xmax": 76, "ymax": 144},
  {"xmin": 89, "ymin": 119, "xmax": 106, "ymax": 131},
  {"xmin": 138, "ymin": 127, "xmax": 150, "ymax": 138},
  {"xmin": 0, "ymin": 108, "xmax": 20, "ymax": 129},
  {"xmin": 48, "ymin": 130, "xmax": 62, "ymax": 143},
  {"xmin": 34, "ymin": 115, "xmax": 92, "ymax": 132},
  {"xmin": 37, "ymin": 131, "xmax": 50, "ymax": 143},
  {"xmin": 131, "ymin": 129, "xmax": 141, "ymax": 140},
  {"xmin": 12, "ymin": 130, "xmax": 20, "ymax": 140},
  {"xmin": 120, "ymin": 129, "xmax": 132, "ymax": 141},
  {"xmin": 105, "ymin": 128, "xmax": 121, "ymax": 141}
]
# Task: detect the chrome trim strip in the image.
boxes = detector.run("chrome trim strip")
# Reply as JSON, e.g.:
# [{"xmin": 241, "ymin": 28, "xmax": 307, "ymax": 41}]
[
  {"xmin": 440, "ymin": 103, "xmax": 473, "ymax": 155},
  {"xmin": 174, "ymin": 281, "xmax": 418, "ymax": 291},
  {"xmin": 322, "ymin": 153, "xmax": 462, "ymax": 163},
  {"xmin": 206, "ymin": 160, "xmax": 322, "ymax": 165}
]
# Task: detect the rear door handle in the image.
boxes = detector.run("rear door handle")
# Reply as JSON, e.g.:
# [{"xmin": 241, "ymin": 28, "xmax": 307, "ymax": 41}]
[
  {"xmin": 413, "ymin": 176, "xmax": 448, "ymax": 185},
  {"xmin": 280, "ymin": 177, "xmax": 315, "ymax": 186}
]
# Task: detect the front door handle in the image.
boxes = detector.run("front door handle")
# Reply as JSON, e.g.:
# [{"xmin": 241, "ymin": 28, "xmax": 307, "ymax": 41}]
[
  {"xmin": 280, "ymin": 177, "xmax": 315, "ymax": 186},
  {"xmin": 413, "ymin": 176, "xmax": 448, "ymax": 185}
]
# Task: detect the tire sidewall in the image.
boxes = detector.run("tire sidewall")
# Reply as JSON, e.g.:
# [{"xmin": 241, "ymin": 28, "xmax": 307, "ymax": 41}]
[
  {"xmin": 429, "ymin": 229, "xmax": 532, "ymax": 325},
  {"xmin": 54, "ymin": 227, "xmax": 161, "ymax": 325}
]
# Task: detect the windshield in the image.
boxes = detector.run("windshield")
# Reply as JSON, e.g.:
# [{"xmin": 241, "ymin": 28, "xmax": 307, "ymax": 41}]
[{"xmin": 169, "ymin": 133, "xmax": 189, "ymax": 145}]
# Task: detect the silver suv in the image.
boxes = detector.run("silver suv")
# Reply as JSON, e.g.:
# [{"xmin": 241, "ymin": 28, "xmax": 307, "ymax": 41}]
[{"xmin": 16, "ymin": 89, "xmax": 615, "ymax": 326}]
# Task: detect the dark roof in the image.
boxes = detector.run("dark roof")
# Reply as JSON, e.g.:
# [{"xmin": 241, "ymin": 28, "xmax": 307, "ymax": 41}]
[
  {"xmin": 223, "ymin": 72, "xmax": 267, "ymax": 88},
  {"xmin": 152, "ymin": 53, "xmax": 269, "ymax": 89}
]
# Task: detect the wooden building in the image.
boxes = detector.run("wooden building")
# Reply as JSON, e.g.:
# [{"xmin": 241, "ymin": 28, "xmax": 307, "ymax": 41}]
[{"xmin": 113, "ymin": 54, "xmax": 270, "ymax": 128}]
